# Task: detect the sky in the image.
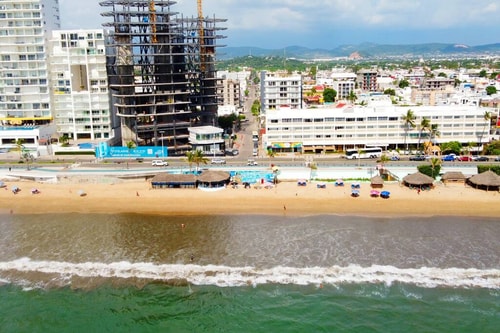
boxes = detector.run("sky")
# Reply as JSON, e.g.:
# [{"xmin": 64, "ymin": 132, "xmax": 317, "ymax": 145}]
[{"xmin": 59, "ymin": 0, "xmax": 500, "ymax": 49}]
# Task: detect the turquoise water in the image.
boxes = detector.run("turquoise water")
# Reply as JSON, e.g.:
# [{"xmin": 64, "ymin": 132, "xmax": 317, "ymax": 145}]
[
  {"xmin": 0, "ymin": 213, "xmax": 499, "ymax": 332},
  {"xmin": 1, "ymin": 283, "xmax": 498, "ymax": 332}
]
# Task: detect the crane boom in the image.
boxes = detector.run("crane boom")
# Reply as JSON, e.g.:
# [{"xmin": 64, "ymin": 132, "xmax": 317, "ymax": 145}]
[
  {"xmin": 197, "ymin": 0, "xmax": 205, "ymax": 71},
  {"xmin": 149, "ymin": 0, "xmax": 157, "ymax": 43}
]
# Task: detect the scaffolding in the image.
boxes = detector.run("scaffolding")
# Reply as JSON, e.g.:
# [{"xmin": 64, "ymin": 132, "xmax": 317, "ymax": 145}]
[{"xmin": 99, "ymin": 0, "xmax": 226, "ymax": 155}]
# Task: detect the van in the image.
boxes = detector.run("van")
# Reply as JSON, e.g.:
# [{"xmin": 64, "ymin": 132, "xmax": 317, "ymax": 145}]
[{"xmin": 252, "ymin": 148, "xmax": 258, "ymax": 156}]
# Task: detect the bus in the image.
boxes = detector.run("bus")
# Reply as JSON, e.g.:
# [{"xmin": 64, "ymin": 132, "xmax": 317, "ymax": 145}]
[{"xmin": 345, "ymin": 147, "xmax": 383, "ymax": 159}]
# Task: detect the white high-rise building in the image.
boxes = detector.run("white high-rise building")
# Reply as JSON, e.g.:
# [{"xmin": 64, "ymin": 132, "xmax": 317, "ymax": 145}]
[
  {"xmin": 260, "ymin": 71, "xmax": 302, "ymax": 113},
  {"xmin": 0, "ymin": 0, "xmax": 60, "ymax": 152},
  {"xmin": 0, "ymin": 0, "xmax": 59, "ymax": 123},
  {"xmin": 49, "ymin": 29, "xmax": 114, "ymax": 141}
]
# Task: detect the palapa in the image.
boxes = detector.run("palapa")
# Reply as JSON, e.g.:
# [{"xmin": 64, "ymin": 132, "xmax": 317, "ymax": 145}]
[
  {"xmin": 370, "ymin": 175, "xmax": 384, "ymax": 188},
  {"xmin": 441, "ymin": 171, "xmax": 466, "ymax": 184},
  {"xmin": 467, "ymin": 170, "xmax": 500, "ymax": 191},
  {"xmin": 197, "ymin": 170, "xmax": 231, "ymax": 183},
  {"xmin": 403, "ymin": 172, "xmax": 434, "ymax": 187}
]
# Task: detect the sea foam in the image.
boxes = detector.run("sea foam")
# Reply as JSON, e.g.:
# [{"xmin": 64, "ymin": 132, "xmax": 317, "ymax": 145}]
[{"xmin": 0, "ymin": 258, "xmax": 499, "ymax": 289}]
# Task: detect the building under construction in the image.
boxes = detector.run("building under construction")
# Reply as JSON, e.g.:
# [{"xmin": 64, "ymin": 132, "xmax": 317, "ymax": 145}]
[{"xmin": 100, "ymin": 0, "xmax": 226, "ymax": 155}]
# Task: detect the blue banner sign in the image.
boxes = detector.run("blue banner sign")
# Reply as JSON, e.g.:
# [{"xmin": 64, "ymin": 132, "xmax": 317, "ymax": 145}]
[{"xmin": 95, "ymin": 142, "xmax": 168, "ymax": 159}]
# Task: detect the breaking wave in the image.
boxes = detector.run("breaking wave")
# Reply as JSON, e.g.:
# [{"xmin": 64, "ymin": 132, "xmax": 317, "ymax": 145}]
[{"xmin": 1, "ymin": 258, "xmax": 499, "ymax": 289}]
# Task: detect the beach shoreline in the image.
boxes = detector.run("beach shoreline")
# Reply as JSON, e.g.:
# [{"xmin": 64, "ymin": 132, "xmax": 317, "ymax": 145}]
[{"xmin": 1, "ymin": 178, "xmax": 499, "ymax": 218}]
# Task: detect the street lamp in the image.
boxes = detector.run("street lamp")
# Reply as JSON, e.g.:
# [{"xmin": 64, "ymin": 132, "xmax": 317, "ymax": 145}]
[{"xmin": 159, "ymin": 131, "xmax": 164, "ymax": 158}]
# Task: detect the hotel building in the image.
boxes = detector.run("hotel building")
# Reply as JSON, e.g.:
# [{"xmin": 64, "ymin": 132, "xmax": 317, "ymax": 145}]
[{"xmin": 263, "ymin": 102, "xmax": 490, "ymax": 154}]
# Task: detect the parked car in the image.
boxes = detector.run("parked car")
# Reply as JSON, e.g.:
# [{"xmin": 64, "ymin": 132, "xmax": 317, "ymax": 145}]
[
  {"xmin": 211, "ymin": 158, "xmax": 226, "ymax": 164},
  {"xmin": 151, "ymin": 160, "xmax": 168, "ymax": 166},
  {"xmin": 409, "ymin": 155, "xmax": 426, "ymax": 161},
  {"xmin": 473, "ymin": 156, "xmax": 489, "ymax": 162},
  {"xmin": 495, "ymin": 156, "xmax": 500, "ymax": 162},
  {"xmin": 441, "ymin": 154, "xmax": 457, "ymax": 162},
  {"xmin": 457, "ymin": 155, "xmax": 473, "ymax": 162}
]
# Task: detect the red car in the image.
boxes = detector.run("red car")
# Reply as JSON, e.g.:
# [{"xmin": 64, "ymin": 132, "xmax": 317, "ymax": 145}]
[{"xmin": 458, "ymin": 156, "xmax": 473, "ymax": 162}]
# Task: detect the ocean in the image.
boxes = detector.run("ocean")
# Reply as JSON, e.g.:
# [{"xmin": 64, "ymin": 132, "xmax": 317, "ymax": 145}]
[{"xmin": 0, "ymin": 213, "xmax": 499, "ymax": 332}]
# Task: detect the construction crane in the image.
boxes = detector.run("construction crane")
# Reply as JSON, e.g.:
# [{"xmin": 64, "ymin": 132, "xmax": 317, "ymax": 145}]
[
  {"xmin": 149, "ymin": 0, "xmax": 157, "ymax": 43},
  {"xmin": 197, "ymin": 0, "xmax": 205, "ymax": 71}
]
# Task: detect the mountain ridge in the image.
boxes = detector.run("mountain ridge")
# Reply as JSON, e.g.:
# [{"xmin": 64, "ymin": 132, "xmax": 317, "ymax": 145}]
[{"xmin": 219, "ymin": 42, "xmax": 500, "ymax": 60}]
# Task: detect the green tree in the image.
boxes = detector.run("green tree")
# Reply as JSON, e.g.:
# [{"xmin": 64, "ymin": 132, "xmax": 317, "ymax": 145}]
[
  {"xmin": 384, "ymin": 88, "xmax": 396, "ymax": 96},
  {"xmin": 347, "ymin": 90, "xmax": 357, "ymax": 103},
  {"xmin": 323, "ymin": 88, "xmax": 337, "ymax": 103},
  {"xmin": 59, "ymin": 134, "xmax": 70, "ymax": 147},
  {"xmin": 429, "ymin": 123, "xmax": 440, "ymax": 144},
  {"xmin": 15, "ymin": 138, "xmax": 25, "ymax": 159},
  {"xmin": 485, "ymin": 86, "xmax": 497, "ymax": 95},
  {"xmin": 429, "ymin": 157, "xmax": 442, "ymax": 179},
  {"xmin": 401, "ymin": 109, "xmax": 416, "ymax": 153},
  {"xmin": 478, "ymin": 111, "xmax": 491, "ymax": 151},
  {"xmin": 185, "ymin": 150, "xmax": 207, "ymax": 173},
  {"xmin": 440, "ymin": 141, "xmax": 462, "ymax": 155},
  {"xmin": 417, "ymin": 118, "xmax": 431, "ymax": 151},
  {"xmin": 484, "ymin": 140, "xmax": 500, "ymax": 155},
  {"xmin": 479, "ymin": 69, "xmax": 487, "ymax": 78},
  {"xmin": 398, "ymin": 79, "xmax": 410, "ymax": 89},
  {"xmin": 126, "ymin": 141, "xmax": 136, "ymax": 169}
]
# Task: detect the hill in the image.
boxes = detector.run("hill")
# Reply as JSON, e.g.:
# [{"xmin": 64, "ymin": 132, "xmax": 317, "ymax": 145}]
[{"xmin": 220, "ymin": 43, "xmax": 500, "ymax": 60}]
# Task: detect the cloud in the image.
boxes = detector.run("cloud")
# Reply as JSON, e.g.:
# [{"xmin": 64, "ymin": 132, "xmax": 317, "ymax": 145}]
[{"xmin": 59, "ymin": 0, "xmax": 500, "ymax": 47}]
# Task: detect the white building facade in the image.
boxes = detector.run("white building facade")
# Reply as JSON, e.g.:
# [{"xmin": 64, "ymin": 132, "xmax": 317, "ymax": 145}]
[
  {"xmin": 263, "ymin": 104, "xmax": 490, "ymax": 154},
  {"xmin": 0, "ymin": 0, "xmax": 60, "ymax": 152},
  {"xmin": 260, "ymin": 71, "xmax": 302, "ymax": 113},
  {"xmin": 49, "ymin": 29, "xmax": 114, "ymax": 141}
]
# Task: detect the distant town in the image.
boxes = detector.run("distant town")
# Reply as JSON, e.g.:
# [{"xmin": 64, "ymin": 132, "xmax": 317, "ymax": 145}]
[{"xmin": 1, "ymin": 0, "xmax": 499, "ymax": 163}]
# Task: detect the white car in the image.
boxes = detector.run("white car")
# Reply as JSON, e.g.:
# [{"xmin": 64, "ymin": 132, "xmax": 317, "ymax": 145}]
[
  {"xmin": 211, "ymin": 158, "xmax": 226, "ymax": 164},
  {"xmin": 151, "ymin": 160, "xmax": 168, "ymax": 166},
  {"xmin": 247, "ymin": 159, "xmax": 258, "ymax": 166}
]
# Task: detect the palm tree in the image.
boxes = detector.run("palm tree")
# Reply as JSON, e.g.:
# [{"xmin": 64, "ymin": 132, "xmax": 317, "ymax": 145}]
[
  {"xmin": 15, "ymin": 138, "xmax": 25, "ymax": 159},
  {"xmin": 417, "ymin": 118, "xmax": 431, "ymax": 152},
  {"xmin": 478, "ymin": 111, "xmax": 491, "ymax": 152},
  {"xmin": 59, "ymin": 134, "xmax": 70, "ymax": 147},
  {"xmin": 378, "ymin": 154, "xmax": 391, "ymax": 174},
  {"xmin": 356, "ymin": 148, "xmax": 365, "ymax": 168},
  {"xmin": 192, "ymin": 149, "xmax": 208, "ymax": 172},
  {"xmin": 347, "ymin": 90, "xmax": 357, "ymax": 103},
  {"xmin": 185, "ymin": 151, "xmax": 196, "ymax": 172},
  {"xmin": 429, "ymin": 157, "xmax": 441, "ymax": 179},
  {"xmin": 401, "ymin": 109, "xmax": 416, "ymax": 154},
  {"xmin": 126, "ymin": 141, "xmax": 136, "ymax": 169}
]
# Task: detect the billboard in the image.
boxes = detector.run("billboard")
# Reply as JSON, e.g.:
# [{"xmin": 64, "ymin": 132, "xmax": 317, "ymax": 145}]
[{"xmin": 95, "ymin": 142, "xmax": 168, "ymax": 159}]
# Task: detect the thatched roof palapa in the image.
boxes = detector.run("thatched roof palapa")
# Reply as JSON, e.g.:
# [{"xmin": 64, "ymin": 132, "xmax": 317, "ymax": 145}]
[
  {"xmin": 467, "ymin": 170, "xmax": 500, "ymax": 190},
  {"xmin": 441, "ymin": 171, "xmax": 466, "ymax": 182},
  {"xmin": 370, "ymin": 175, "xmax": 384, "ymax": 188},
  {"xmin": 403, "ymin": 172, "xmax": 434, "ymax": 186},
  {"xmin": 197, "ymin": 170, "xmax": 231, "ymax": 183},
  {"xmin": 151, "ymin": 173, "xmax": 197, "ymax": 184}
]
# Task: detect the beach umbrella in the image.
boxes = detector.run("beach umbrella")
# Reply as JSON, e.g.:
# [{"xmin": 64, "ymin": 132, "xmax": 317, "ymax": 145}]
[
  {"xmin": 351, "ymin": 189, "xmax": 360, "ymax": 197},
  {"xmin": 370, "ymin": 190, "xmax": 380, "ymax": 197},
  {"xmin": 380, "ymin": 191, "xmax": 390, "ymax": 199}
]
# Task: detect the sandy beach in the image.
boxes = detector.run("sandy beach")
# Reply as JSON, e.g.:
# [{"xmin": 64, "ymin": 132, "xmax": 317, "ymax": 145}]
[{"xmin": 1, "ymin": 177, "xmax": 499, "ymax": 217}]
